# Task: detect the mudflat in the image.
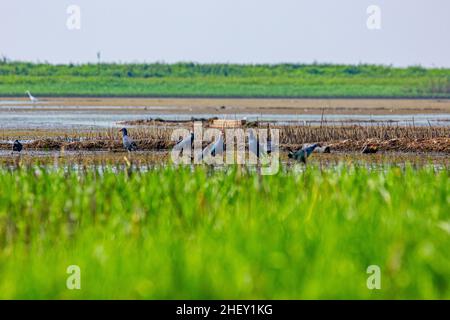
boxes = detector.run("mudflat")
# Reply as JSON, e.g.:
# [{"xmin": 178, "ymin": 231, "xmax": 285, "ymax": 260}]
[{"xmin": 3, "ymin": 97, "xmax": 450, "ymax": 115}]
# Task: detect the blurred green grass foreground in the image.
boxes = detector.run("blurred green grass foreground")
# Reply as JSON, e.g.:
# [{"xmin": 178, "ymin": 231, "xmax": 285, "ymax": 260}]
[{"xmin": 0, "ymin": 165, "xmax": 448, "ymax": 299}]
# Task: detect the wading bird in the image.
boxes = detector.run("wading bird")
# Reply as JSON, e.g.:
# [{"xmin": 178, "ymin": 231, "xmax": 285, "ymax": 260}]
[
  {"xmin": 200, "ymin": 133, "xmax": 224, "ymax": 161},
  {"xmin": 119, "ymin": 128, "xmax": 138, "ymax": 151},
  {"xmin": 177, "ymin": 132, "xmax": 194, "ymax": 150},
  {"xmin": 288, "ymin": 143, "xmax": 319, "ymax": 164},
  {"xmin": 25, "ymin": 90, "xmax": 38, "ymax": 103},
  {"xmin": 248, "ymin": 130, "xmax": 271, "ymax": 158},
  {"xmin": 175, "ymin": 132, "xmax": 195, "ymax": 158},
  {"xmin": 361, "ymin": 144, "xmax": 378, "ymax": 154},
  {"xmin": 12, "ymin": 140, "xmax": 23, "ymax": 153}
]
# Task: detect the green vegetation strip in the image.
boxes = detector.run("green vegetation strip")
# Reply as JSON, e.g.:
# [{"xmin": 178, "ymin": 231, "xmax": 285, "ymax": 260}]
[
  {"xmin": 0, "ymin": 165, "xmax": 448, "ymax": 299},
  {"xmin": 1, "ymin": 62, "xmax": 450, "ymax": 98}
]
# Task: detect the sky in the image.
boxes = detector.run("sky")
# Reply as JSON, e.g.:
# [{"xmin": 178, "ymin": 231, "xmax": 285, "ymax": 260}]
[{"xmin": 1, "ymin": 0, "xmax": 449, "ymax": 67}]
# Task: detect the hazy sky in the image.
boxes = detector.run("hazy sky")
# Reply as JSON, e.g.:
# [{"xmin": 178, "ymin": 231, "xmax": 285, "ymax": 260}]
[{"xmin": 1, "ymin": 0, "xmax": 449, "ymax": 66}]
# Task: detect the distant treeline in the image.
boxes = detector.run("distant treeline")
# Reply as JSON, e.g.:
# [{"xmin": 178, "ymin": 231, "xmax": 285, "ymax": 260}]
[
  {"xmin": 1, "ymin": 61, "xmax": 449, "ymax": 78},
  {"xmin": 1, "ymin": 61, "xmax": 449, "ymax": 98}
]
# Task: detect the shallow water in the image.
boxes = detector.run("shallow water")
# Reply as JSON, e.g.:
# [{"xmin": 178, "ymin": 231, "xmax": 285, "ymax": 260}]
[
  {"xmin": 0, "ymin": 149, "xmax": 448, "ymax": 170},
  {"xmin": 0, "ymin": 110, "xmax": 148, "ymax": 129},
  {"xmin": 0, "ymin": 107, "xmax": 449, "ymax": 129}
]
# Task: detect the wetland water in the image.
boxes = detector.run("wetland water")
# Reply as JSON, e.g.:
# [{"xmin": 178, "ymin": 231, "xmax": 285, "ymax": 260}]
[
  {"xmin": 0, "ymin": 150, "xmax": 448, "ymax": 170},
  {"xmin": 0, "ymin": 103, "xmax": 449, "ymax": 129},
  {"xmin": 0, "ymin": 98, "xmax": 448, "ymax": 168}
]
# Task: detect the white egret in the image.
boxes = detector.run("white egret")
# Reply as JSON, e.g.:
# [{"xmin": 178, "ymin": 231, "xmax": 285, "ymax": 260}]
[{"xmin": 25, "ymin": 90, "xmax": 38, "ymax": 103}]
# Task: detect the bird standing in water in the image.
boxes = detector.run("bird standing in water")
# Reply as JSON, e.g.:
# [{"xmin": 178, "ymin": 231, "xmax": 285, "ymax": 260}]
[
  {"xmin": 288, "ymin": 143, "xmax": 319, "ymax": 164},
  {"xmin": 175, "ymin": 132, "xmax": 195, "ymax": 159},
  {"xmin": 12, "ymin": 140, "xmax": 23, "ymax": 154},
  {"xmin": 248, "ymin": 129, "xmax": 271, "ymax": 158},
  {"xmin": 361, "ymin": 144, "xmax": 378, "ymax": 154},
  {"xmin": 25, "ymin": 90, "xmax": 38, "ymax": 103},
  {"xmin": 119, "ymin": 128, "xmax": 138, "ymax": 151},
  {"xmin": 177, "ymin": 132, "xmax": 194, "ymax": 150},
  {"xmin": 199, "ymin": 133, "xmax": 224, "ymax": 161}
]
